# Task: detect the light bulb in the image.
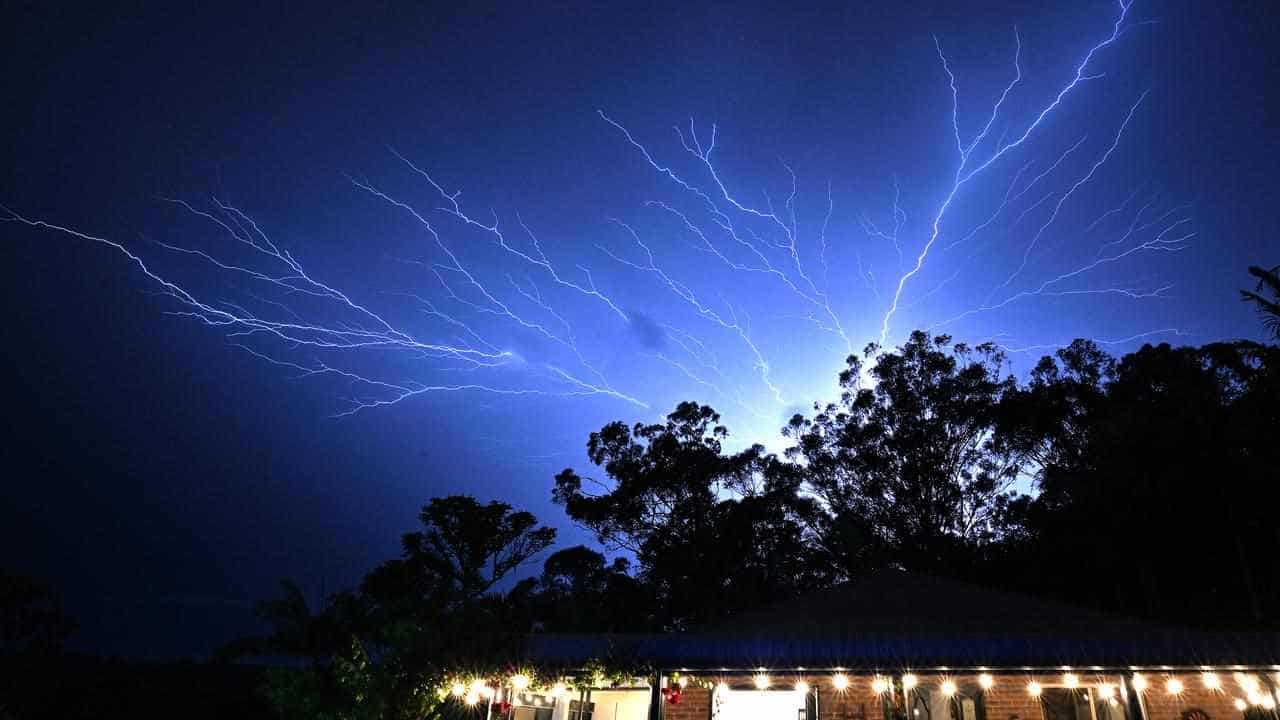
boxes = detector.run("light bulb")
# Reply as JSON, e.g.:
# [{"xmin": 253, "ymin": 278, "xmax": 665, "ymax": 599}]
[
  {"xmin": 979, "ymin": 674, "xmax": 995, "ymax": 691},
  {"xmin": 941, "ymin": 680, "xmax": 958, "ymax": 697},
  {"xmin": 1028, "ymin": 681, "xmax": 1043, "ymax": 697},
  {"xmin": 833, "ymin": 674, "xmax": 851, "ymax": 691}
]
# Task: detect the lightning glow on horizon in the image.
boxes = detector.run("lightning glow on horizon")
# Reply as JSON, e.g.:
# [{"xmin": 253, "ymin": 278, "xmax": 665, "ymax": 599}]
[{"xmin": 5, "ymin": 0, "xmax": 1190, "ymax": 442}]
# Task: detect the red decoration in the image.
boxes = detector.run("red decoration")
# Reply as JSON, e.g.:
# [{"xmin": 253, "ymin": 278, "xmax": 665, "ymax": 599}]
[{"xmin": 499, "ymin": 701, "xmax": 513, "ymax": 715}]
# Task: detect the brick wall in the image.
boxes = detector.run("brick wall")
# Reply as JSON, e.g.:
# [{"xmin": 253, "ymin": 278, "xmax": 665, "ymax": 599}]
[
  {"xmin": 1137, "ymin": 673, "xmax": 1250, "ymax": 720},
  {"xmin": 658, "ymin": 672, "xmax": 1260, "ymax": 720}
]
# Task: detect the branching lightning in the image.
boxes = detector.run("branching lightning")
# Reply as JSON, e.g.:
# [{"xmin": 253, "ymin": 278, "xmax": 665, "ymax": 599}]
[{"xmin": 7, "ymin": 0, "xmax": 1192, "ymax": 445}]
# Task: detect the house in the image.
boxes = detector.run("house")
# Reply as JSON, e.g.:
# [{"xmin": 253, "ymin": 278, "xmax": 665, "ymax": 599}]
[{"xmin": 464, "ymin": 572, "xmax": 1280, "ymax": 720}]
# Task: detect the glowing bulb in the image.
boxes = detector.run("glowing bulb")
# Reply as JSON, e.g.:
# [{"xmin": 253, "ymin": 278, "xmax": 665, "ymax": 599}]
[
  {"xmin": 796, "ymin": 681, "xmax": 810, "ymax": 694},
  {"xmin": 1203, "ymin": 673, "xmax": 1221, "ymax": 691},
  {"xmin": 871, "ymin": 677, "xmax": 888, "ymax": 694},
  {"xmin": 1262, "ymin": 697, "xmax": 1276, "ymax": 711},
  {"xmin": 1028, "ymin": 681, "xmax": 1043, "ymax": 697},
  {"xmin": 833, "ymin": 674, "xmax": 851, "ymax": 691},
  {"xmin": 452, "ymin": 682, "xmax": 467, "ymax": 697},
  {"xmin": 481, "ymin": 687, "xmax": 496, "ymax": 699},
  {"xmin": 470, "ymin": 679, "xmax": 488, "ymax": 693},
  {"xmin": 1166, "ymin": 679, "xmax": 1184, "ymax": 695},
  {"xmin": 1234, "ymin": 698, "xmax": 1248, "ymax": 711},
  {"xmin": 979, "ymin": 674, "xmax": 995, "ymax": 691},
  {"xmin": 1236, "ymin": 673, "xmax": 1259, "ymax": 692},
  {"xmin": 1132, "ymin": 675, "xmax": 1149, "ymax": 692},
  {"xmin": 465, "ymin": 693, "xmax": 480, "ymax": 706},
  {"xmin": 551, "ymin": 683, "xmax": 567, "ymax": 698},
  {"xmin": 717, "ymin": 682, "xmax": 730, "ymax": 694},
  {"xmin": 512, "ymin": 675, "xmax": 531, "ymax": 691},
  {"xmin": 902, "ymin": 674, "xmax": 919, "ymax": 691},
  {"xmin": 1063, "ymin": 674, "xmax": 1079, "ymax": 689},
  {"xmin": 1247, "ymin": 690, "xmax": 1264, "ymax": 705},
  {"xmin": 941, "ymin": 680, "xmax": 958, "ymax": 697},
  {"xmin": 533, "ymin": 697, "xmax": 543, "ymax": 706},
  {"xmin": 1097, "ymin": 684, "xmax": 1115, "ymax": 700},
  {"xmin": 678, "ymin": 676, "xmax": 689, "ymax": 688},
  {"xmin": 755, "ymin": 673, "xmax": 771, "ymax": 690}
]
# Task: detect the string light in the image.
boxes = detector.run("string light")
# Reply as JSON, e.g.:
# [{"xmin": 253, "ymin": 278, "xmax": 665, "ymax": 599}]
[
  {"xmin": 470, "ymin": 679, "xmax": 488, "ymax": 694},
  {"xmin": 1202, "ymin": 673, "xmax": 1222, "ymax": 691},
  {"xmin": 718, "ymin": 682, "xmax": 730, "ymax": 694},
  {"xmin": 902, "ymin": 674, "xmax": 919, "ymax": 691},
  {"xmin": 678, "ymin": 676, "xmax": 689, "ymax": 688},
  {"xmin": 941, "ymin": 680, "xmax": 958, "ymax": 697},
  {"xmin": 1235, "ymin": 673, "xmax": 1259, "ymax": 692},
  {"xmin": 452, "ymin": 682, "xmax": 467, "ymax": 697},
  {"xmin": 551, "ymin": 683, "xmax": 567, "ymax": 698},
  {"xmin": 979, "ymin": 674, "xmax": 995, "ymax": 690},
  {"xmin": 1261, "ymin": 697, "xmax": 1277, "ymax": 711},
  {"xmin": 796, "ymin": 681, "xmax": 810, "ymax": 694},
  {"xmin": 1097, "ymin": 684, "xmax": 1116, "ymax": 700},
  {"xmin": 870, "ymin": 677, "xmax": 888, "ymax": 694},
  {"xmin": 512, "ymin": 675, "xmax": 531, "ymax": 692},
  {"xmin": 1166, "ymin": 679, "xmax": 1184, "ymax": 695},
  {"xmin": 833, "ymin": 674, "xmax": 851, "ymax": 691},
  {"xmin": 1246, "ymin": 690, "xmax": 1264, "ymax": 706},
  {"xmin": 755, "ymin": 673, "xmax": 771, "ymax": 690},
  {"xmin": 1131, "ymin": 675, "xmax": 1149, "ymax": 692},
  {"xmin": 1234, "ymin": 698, "xmax": 1248, "ymax": 711},
  {"xmin": 1028, "ymin": 681, "xmax": 1043, "ymax": 698},
  {"xmin": 1063, "ymin": 673, "xmax": 1079, "ymax": 689},
  {"xmin": 465, "ymin": 693, "xmax": 480, "ymax": 706}
]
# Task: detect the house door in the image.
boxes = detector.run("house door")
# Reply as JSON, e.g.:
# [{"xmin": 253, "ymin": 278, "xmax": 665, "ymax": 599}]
[{"xmin": 716, "ymin": 689, "xmax": 807, "ymax": 720}]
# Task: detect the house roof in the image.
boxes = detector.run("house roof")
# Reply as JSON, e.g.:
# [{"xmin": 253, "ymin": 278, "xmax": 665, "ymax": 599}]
[{"xmin": 523, "ymin": 570, "xmax": 1280, "ymax": 669}]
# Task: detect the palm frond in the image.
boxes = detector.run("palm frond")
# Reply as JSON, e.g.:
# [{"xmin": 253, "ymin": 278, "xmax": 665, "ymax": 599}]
[{"xmin": 1246, "ymin": 264, "xmax": 1280, "ymax": 298}]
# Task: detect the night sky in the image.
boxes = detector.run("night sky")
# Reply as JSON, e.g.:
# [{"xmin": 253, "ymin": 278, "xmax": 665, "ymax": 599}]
[{"xmin": 2, "ymin": 1, "xmax": 1277, "ymax": 659}]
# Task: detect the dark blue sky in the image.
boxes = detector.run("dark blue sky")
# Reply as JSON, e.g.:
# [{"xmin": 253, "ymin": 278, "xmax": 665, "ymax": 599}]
[{"xmin": 2, "ymin": 0, "xmax": 1276, "ymax": 659}]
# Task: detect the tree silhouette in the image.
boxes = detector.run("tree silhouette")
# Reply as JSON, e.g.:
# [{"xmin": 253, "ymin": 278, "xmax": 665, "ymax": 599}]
[
  {"xmin": 996, "ymin": 340, "xmax": 1280, "ymax": 626},
  {"xmin": 785, "ymin": 331, "xmax": 1030, "ymax": 578},
  {"xmin": 554, "ymin": 402, "xmax": 831, "ymax": 629},
  {"xmin": 1241, "ymin": 264, "xmax": 1280, "ymax": 338}
]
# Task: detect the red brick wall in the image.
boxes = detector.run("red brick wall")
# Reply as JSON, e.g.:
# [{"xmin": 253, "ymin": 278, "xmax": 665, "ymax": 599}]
[
  {"xmin": 1137, "ymin": 673, "xmax": 1248, "ymax": 720},
  {"xmin": 659, "ymin": 672, "xmax": 1257, "ymax": 720}
]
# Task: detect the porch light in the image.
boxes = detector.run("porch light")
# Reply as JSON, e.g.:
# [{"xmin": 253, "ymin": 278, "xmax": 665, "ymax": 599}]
[
  {"xmin": 1166, "ymin": 679, "xmax": 1184, "ymax": 695},
  {"xmin": 978, "ymin": 674, "xmax": 994, "ymax": 691},
  {"xmin": 941, "ymin": 680, "xmax": 957, "ymax": 696},
  {"xmin": 871, "ymin": 677, "xmax": 888, "ymax": 694},
  {"xmin": 902, "ymin": 674, "xmax": 919, "ymax": 691},
  {"xmin": 1131, "ymin": 675, "xmax": 1148, "ymax": 692},
  {"xmin": 755, "ymin": 673, "xmax": 771, "ymax": 690},
  {"xmin": 1202, "ymin": 673, "xmax": 1221, "ymax": 691},
  {"xmin": 833, "ymin": 674, "xmax": 851, "ymax": 691},
  {"xmin": 1027, "ymin": 681, "xmax": 1043, "ymax": 697}
]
